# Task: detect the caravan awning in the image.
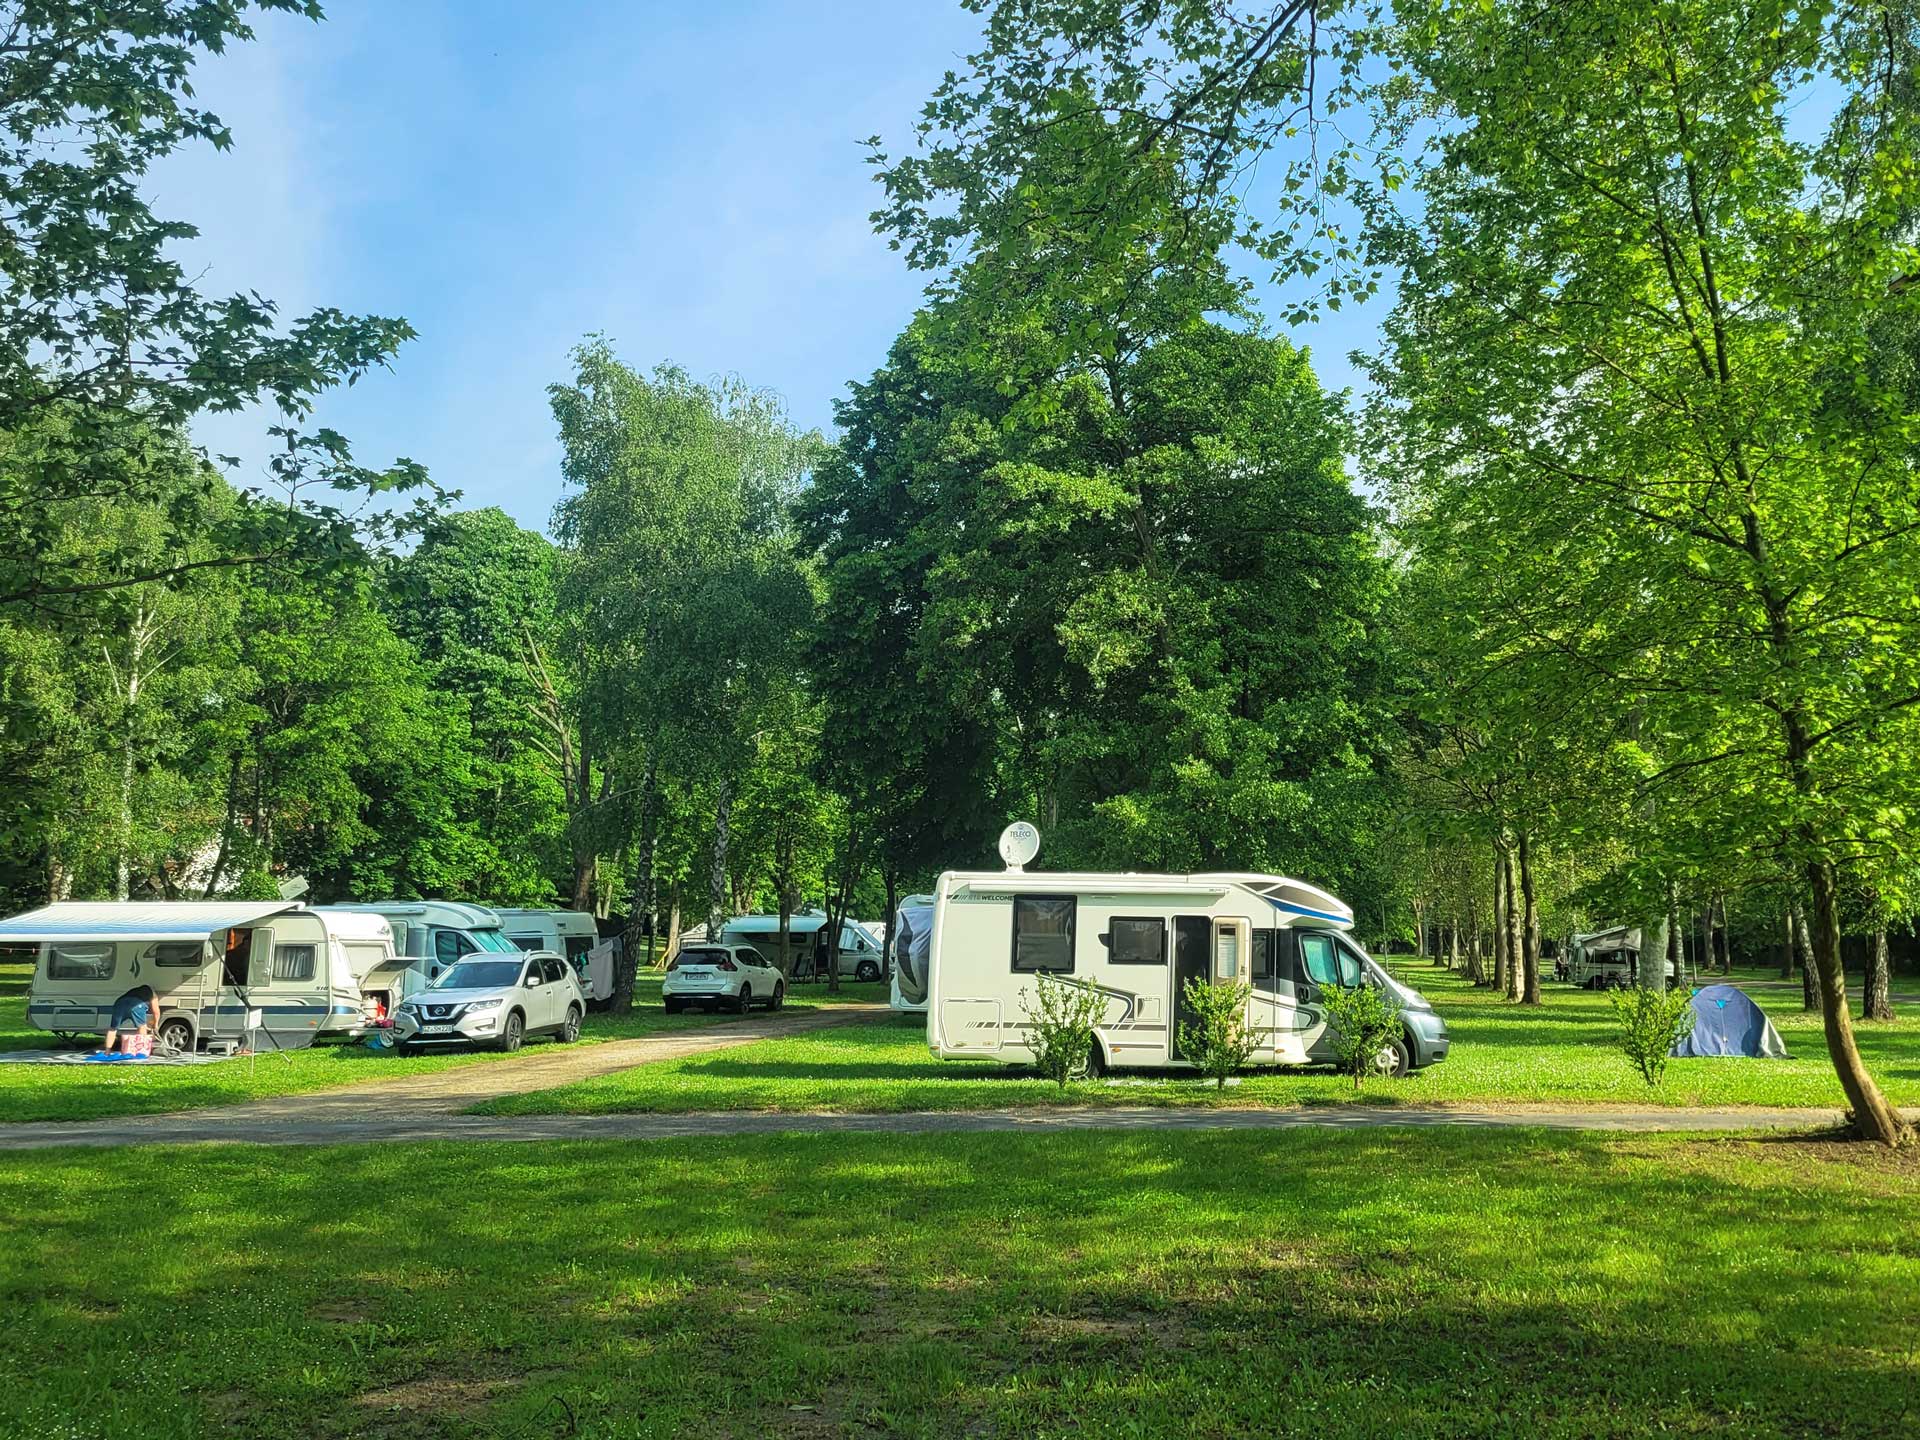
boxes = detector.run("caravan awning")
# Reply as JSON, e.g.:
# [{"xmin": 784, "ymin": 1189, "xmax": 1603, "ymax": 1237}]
[{"xmin": 0, "ymin": 901, "xmax": 299, "ymax": 945}]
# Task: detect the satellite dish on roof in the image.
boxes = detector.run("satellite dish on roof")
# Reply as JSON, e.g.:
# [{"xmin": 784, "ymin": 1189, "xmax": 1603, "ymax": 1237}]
[
  {"xmin": 998, "ymin": 822, "xmax": 1041, "ymax": 873},
  {"xmin": 277, "ymin": 876, "xmax": 309, "ymax": 901}
]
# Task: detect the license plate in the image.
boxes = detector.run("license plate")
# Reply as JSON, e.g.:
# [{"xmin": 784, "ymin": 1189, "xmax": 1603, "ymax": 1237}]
[{"xmin": 419, "ymin": 1024, "xmax": 453, "ymax": 1035}]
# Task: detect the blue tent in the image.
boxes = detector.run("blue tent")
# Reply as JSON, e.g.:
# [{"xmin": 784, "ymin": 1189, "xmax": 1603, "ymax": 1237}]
[{"xmin": 1670, "ymin": 984, "xmax": 1789, "ymax": 1059}]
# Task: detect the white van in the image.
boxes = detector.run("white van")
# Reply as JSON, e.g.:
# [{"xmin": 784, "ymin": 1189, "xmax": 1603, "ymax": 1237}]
[
  {"xmin": 717, "ymin": 912, "xmax": 886, "ymax": 981},
  {"xmin": 313, "ymin": 901, "xmax": 533, "ymax": 1013},
  {"xmin": 493, "ymin": 908, "xmax": 610, "ymax": 1000},
  {"xmin": 3, "ymin": 901, "xmax": 375, "ymax": 1051},
  {"xmin": 924, "ymin": 848, "xmax": 1451, "ymax": 1077}
]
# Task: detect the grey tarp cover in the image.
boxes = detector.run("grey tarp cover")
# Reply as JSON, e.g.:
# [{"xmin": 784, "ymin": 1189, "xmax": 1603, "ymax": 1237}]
[
  {"xmin": 892, "ymin": 897, "xmax": 935, "ymax": 1005},
  {"xmin": 1670, "ymin": 984, "xmax": 1789, "ymax": 1058}
]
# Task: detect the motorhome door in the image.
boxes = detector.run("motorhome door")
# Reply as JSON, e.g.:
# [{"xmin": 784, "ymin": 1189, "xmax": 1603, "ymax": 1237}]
[{"xmin": 1169, "ymin": 916, "xmax": 1211, "ymax": 1060}]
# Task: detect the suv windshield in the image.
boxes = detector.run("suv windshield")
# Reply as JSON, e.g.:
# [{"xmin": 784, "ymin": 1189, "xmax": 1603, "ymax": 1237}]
[{"xmin": 431, "ymin": 959, "xmax": 523, "ymax": 990}]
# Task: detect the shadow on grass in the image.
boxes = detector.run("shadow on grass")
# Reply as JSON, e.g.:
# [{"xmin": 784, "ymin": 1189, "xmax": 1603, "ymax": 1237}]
[{"xmin": 2, "ymin": 1129, "xmax": 1914, "ymax": 1438}]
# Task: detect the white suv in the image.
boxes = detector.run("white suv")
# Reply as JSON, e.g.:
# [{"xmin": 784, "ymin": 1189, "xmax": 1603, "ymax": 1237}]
[
  {"xmin": 394, "ymin": 952, "xmax": 585, "ymax": 1052},
  {"xmin": 663, "ymin": 943, "xmax": 784, "ymax": 1014}
]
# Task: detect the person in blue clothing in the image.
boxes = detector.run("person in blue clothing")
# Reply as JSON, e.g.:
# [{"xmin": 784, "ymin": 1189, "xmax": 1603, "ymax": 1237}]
[{"xmin": 103, "ymin": 984, "xmax": 160, "ymax": 1052}]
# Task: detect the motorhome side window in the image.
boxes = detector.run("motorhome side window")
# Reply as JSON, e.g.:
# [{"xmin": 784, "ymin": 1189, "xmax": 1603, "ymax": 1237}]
[
  {"xmin": 48, "ymin": 945, "xmax": 114, "ymax": 981},
  {"xmin": 1251, "ymin": 929, "xmax": 1277, "ymax": 985},
  {"xmin": 1299, "ymin": 932, "xmax": 1342, "ymax": 987},
  {"xmin": 272, "ymin": 944, "xmax": 317, "ymax": 982},
  {"xmin": 1010, "ymin": 895, "xmax": 1076, "ymax": 973},
  {"xmin": 1107, "ymin": 917, "xmax": 1166, "ymax": 965}
]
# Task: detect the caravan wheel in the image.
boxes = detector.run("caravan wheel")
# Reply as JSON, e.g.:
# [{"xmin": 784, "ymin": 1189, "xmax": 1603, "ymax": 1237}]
[
  {"xmin": 856, "ymin": 959, "xmax": 880, "ymax": 982},
  {"xmin": 157, "ymin": 1017, "xmax": 196, "ymax": 1053}
]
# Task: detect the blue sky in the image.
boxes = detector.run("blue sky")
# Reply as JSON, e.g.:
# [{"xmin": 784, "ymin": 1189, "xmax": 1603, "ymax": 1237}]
[{"xmin": 170, "ymin": 1, "xmax": 1385, "ymax": 535}]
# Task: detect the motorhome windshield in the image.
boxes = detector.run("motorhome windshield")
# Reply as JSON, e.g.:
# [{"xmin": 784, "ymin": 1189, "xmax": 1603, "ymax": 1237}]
[
  {"xmin": 430, "ymin": 959, "xmax": 522, "ymax": 990},
  {"xmin": 468, "ymin": 929, "xmax": 520, "ymax": 953}
]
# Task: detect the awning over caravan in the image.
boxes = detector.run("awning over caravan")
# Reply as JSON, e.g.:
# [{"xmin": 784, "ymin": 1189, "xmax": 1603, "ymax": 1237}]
[{"xmin": 0, "ymin": 901, "xmax": 299, "ymax": 945}]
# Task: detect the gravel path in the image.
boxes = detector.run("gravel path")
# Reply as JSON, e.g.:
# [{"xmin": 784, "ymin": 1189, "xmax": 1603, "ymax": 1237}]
[{"xmin": 0, "ymin": 1097, "xmax": 1845, "ymax": 1151}]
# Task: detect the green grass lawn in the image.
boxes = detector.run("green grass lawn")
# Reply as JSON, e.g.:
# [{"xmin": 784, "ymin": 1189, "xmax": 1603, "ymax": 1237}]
[
  {"xmin": 483, "ymin": 963, "xmax": 1920, "ymax": 1116},
  {"xmin": 0, "ymin": 1128, "xmax": 1913, "ymax": 1438},
  {"xmin": 0, "ymin": 963, "xmax": 884, "ymax": 1123}
]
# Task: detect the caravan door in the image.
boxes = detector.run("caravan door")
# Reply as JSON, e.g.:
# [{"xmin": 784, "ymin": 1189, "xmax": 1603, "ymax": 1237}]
[
  {"xmin": 247, "ymin": 925, "xmax": 329, "ymax": 1049},
  {"xmin": 1169, "ymin": 917, "xmax": 1211, "ymax": 1060}
]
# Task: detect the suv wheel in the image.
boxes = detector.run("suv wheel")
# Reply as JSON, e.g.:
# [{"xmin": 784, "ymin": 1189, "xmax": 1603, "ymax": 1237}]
[
  {"xmin": 771, "ymin": 983, "xmax": 785, "ymax": 1012},
  {"xmin": 497, "ymin": 1010, "xmax": 525, "ymax": 1053},
  {"xmin": 734, "ymin": 985, "xmax": 751, "ymax": 1015},
  {"xmin": 557, "ymin": 1005, "xmax": 582, "ymax": 1043}
]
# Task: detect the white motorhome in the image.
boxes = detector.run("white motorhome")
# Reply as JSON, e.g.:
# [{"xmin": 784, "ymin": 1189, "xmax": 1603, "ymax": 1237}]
[
  {"xmin": 716, "ymin": 912, "xmax": 886, "ymax": 981},
  {"xmin": 3, "ymin": 901, "xmax": 376, "ymax": 1051},
  {"xmin": 924, "ymin": 831, "xmax": 1450, "ymax": 1076},
  {"xmin": 493, "ymin": 907, "xmax": 613, "ymax": 1001},
  {"xmin": 314, "ymin": 901, "xmax": 534, "ymax": 1012}
]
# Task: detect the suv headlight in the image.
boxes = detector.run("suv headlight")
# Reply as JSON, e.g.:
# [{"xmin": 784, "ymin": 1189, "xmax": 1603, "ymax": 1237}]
[{"xmin": 464, "ymin": 997, "xmax": 502, "ymax": 1013}]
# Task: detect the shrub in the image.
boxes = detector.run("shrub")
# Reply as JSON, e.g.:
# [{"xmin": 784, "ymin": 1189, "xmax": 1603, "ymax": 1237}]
[
  {"xmin": 1608, "ymin": 984, "xmax": 1696, "ymax": 1086},
  {"xmin": 1319, "ymin": 982, "xmax": 1405, "ymax": 1092},
  {"xmin": 1018, "ymin": 973, "xmax": 1108, "ymax": 1090},
  {"xmin": 1178, "ymin": 977, "xmax": 1257, "ymax": 1090}
]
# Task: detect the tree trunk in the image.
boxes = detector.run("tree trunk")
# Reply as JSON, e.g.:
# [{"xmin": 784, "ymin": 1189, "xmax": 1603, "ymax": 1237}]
[
  {"xmin": 1638, "ymin": 908, "xmax": 1669, "ymax": 993},
  {"xmin": 1794, "ymin": 903, "xmax": 1819, "ymax": 1012},
  {"xmin": 1464, "ymin": 901, "xmax": 1484, "ymax": 985},
  {"xmin": 1666, "ymin": 880, "xmax": 1683, "ymax": 989},
  {"xmin": 707, "ymin": 774, "xmax": 733, "ymax": 942},
  {"xmin": 1490, "ymin": 843, "xmax": 1509, "ymax": 994},
  {"xmin": 1447, "ymin": 916, "xmax": 1459, "ymax": 972},
  {"xmin": 1715, "ymin": 893, "xmax": 1732, "ymax": 974},
  {"xmin": 613, "ymin": 750, "xmax": 657, "ymax": 1014},
  {"xmin": 569, "ymin": 852, "xmax": 595, "ymax": 913},
  {"xmin": 882, "ymin": 867, "xmax": 899, "ymax": 978},
  {"xmin": 774, "ymin": 829, "xmax": 795, "ymax": 978},
  {"xmin": 1805, "ymin": 861, "xmax": 1906, "ymax": 1143},
  {"xmin": 1862, "ymin": 928, "xmax": 1895, "ymax": 1023},
  {"xmin": 662, "ymin": 891, "xmax": 683, "ymax": 968},
  {"xmin": 1518, "ymin": 831, "xmax": 1541, "ymax": 1005},
  {"xmin": 1780, "ymin": 905, "xmax": 1796, "ymax": 981},
  {"xmin": 47, "ymin": 853, "xmax": 74, "ymax": 903},
  {"xmin": 1413, "ymin": 898, "xmax": 1428, "ymax": 960}
]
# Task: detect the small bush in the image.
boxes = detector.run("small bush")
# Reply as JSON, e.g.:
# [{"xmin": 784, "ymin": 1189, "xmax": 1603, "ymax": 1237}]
[
  {"xmin": 1608, "ymin": 984, "xmax": 1696, "ymax": 1086},
  {"xmin": 1320, "ymin": 983, "xmax": 1405, "ymax": 1091},
  {"xmin": 1018, "ymin": 973, "xmax": 1108, "ymax": 1090},
  {"xmin": 1178, "ymin": 977, "xmax": 1257, "ymax": 1090}
]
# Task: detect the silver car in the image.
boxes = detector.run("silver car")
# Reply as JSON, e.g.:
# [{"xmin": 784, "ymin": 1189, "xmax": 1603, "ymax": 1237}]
[{"xmin": 393, "ymin": 952, "xmax": 585, "ymax": 1052}]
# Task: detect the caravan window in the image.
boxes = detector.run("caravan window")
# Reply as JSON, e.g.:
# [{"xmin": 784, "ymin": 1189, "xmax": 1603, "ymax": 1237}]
[
  {"xmin": 272, "ymin": 945, "xmax": 317, "ymax": 982},
  {"xmin": 510, "ymin": 937, "xmax": 542, "ymax": 953},
  {"xmin": 1107, "ymin": 917, "xmax": 1166, "ymax": 965},
  {"xmin": 48, "ymin": 945, "xmax": 115, "ymax": 981},
  {"xmin": 1010, "ymin": 896, "xmax": 1076, "ymax": 973},
  {"xmin": 565, "ymin": 936, "xmax": 594, "ymax": 964},
  {"xmin": 145, "ymin": 941, "xmax": 204, "ymax": 968}
]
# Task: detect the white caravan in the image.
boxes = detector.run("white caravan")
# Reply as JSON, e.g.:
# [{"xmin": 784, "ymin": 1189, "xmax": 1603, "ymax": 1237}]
[
  {"xmin": 924, "ymin": 832, "xmax": 1451, "ymax": 1076},
  {"xmin": 493, "ymin": 907, "xmax": 611, "ymax": 1001},
  {"xmin": 716, "ymin": 912, "xmax": 886, "ymax": 980},
  {"xmin": 4, "ymin": 901, "xmax": 376, "ymax": 1051},
  {"xmin": 313, "ymin": 901, "xmax": 534, "ymax": 1013}
]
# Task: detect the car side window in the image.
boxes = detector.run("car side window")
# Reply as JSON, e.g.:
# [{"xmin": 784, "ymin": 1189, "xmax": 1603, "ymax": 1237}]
[
  {"xmin": 1299, "ymin": 932, "xmax": 1341, "ymax": 987},
  {"xmin": 523, "ymin": 962, "xmax": 543, "ymax": 987},
  {"xmin": 746, "ymin": 948, "xmax": 771, "ymax": 969},
  {"xmin": 541, "ymin": 957, "xmax": 566, "ymax": 984}
]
